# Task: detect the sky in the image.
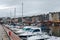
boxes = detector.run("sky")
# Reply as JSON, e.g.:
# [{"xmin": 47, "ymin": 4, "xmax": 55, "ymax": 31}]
[{"xmin": 0, "ymin": 0, "xmax": 60, "ymax": 17}]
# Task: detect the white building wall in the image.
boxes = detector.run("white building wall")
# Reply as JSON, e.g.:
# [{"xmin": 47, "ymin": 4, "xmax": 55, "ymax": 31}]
[{"xmin": 49, "ymin": 14, "xmax": 52, "ymax": 21}]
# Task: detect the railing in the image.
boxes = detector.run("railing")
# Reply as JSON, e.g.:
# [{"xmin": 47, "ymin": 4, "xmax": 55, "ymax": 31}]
[{"xmin": 3, "ymin": 26, "xmax": 21, "ymax": 40}]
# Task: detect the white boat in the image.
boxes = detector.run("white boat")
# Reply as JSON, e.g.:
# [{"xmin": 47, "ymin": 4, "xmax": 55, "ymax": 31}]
[
  {"xmin": 47, "ymin": 36, "xmax": 60, "ymax": 40},
  {"xmin": 27, "ymin": 34, "xmax": 50, "ymax": 40},
  {"xmin": 14, "ymin": 26, "xmax": 35, "ymax": 34},
  {"xmin": 18, "ymin": 27, "xmax": 44, "ymax": 40}
]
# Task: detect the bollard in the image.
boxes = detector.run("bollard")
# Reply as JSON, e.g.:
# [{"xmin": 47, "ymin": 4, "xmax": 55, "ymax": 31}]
[{"xmin": 9, "ymin": 31, "xmax": 11, "ymax": 36}]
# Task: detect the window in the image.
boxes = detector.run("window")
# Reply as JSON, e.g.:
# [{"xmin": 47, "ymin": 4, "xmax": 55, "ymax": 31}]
[
  {"xmin": 33, "ymin": 29, "xmax": 40, "ymax": 32},
  {"xmin": 25, "ymin": 28, "xmax": 31, "ymax": 31},
  {"xmin": 54, "ymin": 22, "xmax": 60, "ymax": 26},
  {"xmin": 23, "ymin": 28, "xmax": 31, "ymax": 31}
]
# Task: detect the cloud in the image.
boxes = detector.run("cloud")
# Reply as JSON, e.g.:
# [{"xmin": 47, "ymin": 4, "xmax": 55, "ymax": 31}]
[{"xmin": 0, "ymin": 0, "xmax": 60, "ymax": 17}]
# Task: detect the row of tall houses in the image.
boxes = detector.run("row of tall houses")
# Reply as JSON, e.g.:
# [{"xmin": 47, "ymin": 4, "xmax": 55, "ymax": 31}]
[
  {"xmin": 22, "ymin": 12, "xmax": 60, "ymax": 23},
  {"xmin": 22, "ymin": 14, "xmax": 49, "ymax": 23}
]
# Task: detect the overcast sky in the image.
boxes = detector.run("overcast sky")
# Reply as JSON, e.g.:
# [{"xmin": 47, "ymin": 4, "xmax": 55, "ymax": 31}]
[{"xmin": 0, "ymin": 0, "xmax": 60, "ymax": 17}]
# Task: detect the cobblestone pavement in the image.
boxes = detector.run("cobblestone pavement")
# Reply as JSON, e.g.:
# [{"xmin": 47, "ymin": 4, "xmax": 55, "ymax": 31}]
[{"xmin": 0, "ymin": 25, "xmax": 10, "ymax": 40}]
